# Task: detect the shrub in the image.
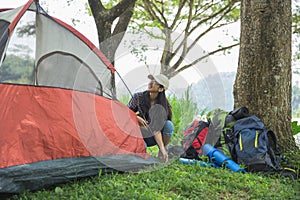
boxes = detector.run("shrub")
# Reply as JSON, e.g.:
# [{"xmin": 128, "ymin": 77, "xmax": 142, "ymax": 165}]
[{"xmin": 292, "ymin": 121, "xmax": 300, "ymax": 135}]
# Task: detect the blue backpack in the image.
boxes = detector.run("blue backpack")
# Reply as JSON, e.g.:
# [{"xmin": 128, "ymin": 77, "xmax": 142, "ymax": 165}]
[{"xmin": 230, "ymin": 116, "xmax": 280, "ymax": 172}]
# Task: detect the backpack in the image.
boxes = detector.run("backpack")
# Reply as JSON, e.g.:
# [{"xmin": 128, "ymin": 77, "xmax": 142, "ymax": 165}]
[
  {"xmin": 229, "ymin": 116, "xmax": 281, "ymax": 172},
  {"xmin": 181, "ymin": 120, "xmax": 209, "ymax": 160}
]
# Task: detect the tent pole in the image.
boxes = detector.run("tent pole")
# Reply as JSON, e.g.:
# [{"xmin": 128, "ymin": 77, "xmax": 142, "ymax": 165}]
[{"xmin": 8, "ymin": 0, "xmax": 35, "ymax": 36}]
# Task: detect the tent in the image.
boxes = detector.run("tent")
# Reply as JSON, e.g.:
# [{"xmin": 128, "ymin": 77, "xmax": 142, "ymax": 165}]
[{"xmin": 0, "ymin": 0, "xmax": 157, "ymax": 194}]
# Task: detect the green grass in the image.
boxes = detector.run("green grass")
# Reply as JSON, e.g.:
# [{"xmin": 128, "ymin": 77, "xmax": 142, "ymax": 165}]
[{"xmin": 12, "ymin": 161, "xmax": 300, "ymax": 200}]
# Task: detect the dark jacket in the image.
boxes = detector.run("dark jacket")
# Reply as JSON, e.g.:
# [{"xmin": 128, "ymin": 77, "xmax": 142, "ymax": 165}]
[{"xmin": 127, "ymin": 91, "xmax": 172, "ymax": 123}]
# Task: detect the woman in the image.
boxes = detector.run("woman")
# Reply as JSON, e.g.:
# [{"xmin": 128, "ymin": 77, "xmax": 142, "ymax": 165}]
[{"xmin": 128, "ymin": 74, "xmax": 174, "ymax": 163}]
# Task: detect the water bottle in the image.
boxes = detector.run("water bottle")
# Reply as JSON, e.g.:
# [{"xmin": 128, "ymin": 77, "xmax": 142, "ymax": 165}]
[{"xmin": 179, "ymin": 158, "xmax": 219, "ymax": 168}]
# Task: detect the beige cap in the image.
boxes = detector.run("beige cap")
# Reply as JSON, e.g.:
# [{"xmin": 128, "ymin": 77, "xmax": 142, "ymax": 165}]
[{"xmin": 148, "ymin": 74, "xmax": 169, "ymax": 90}]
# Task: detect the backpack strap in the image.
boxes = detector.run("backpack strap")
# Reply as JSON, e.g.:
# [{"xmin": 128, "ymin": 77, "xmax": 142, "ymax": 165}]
[
  {"xmin": 266, "ymin": 130, "xmax": 281, "ymax": 170},
  {"xmin": 266, "ymin": 130, "xmax": 280, "ymax": 154},
  {"xmin": 222, "ymin": 127, "xmax": 237, "ymax": 162}
]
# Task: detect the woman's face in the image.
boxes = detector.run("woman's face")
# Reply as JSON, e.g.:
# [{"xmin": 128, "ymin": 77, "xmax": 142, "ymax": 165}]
[{"xmin": 147, "ymin": 80, "xmax": 163, "ymax": 92}]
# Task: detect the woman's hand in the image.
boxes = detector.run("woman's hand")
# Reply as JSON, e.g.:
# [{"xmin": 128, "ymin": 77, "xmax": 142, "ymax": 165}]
[
  {"xmin": 159, "ymin": 147, "xmax": 168, "ymax": 163},
  {"xmin": 137, "ymin": 116, "xmax": 148, "ymax": 127},
  {"xmin": 153, "ymin": 131, "xmax": 168, "ymax": 163}
]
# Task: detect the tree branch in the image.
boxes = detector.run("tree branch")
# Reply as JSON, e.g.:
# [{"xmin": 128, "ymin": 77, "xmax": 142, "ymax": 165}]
[
  {"xmin": 142, "ymin": 0, "xmax": 168, "ymax": 27},
  {"xmin": 111, "ymin": 1, "xmax": 136, "ymax": 52},
  {"xmin": 189, "ymin": 0, "xmax": 239, "ymax": 35},
  {"xmin": 185, "ymin": 3, "xmax": 238, "ymax": 56},
  {"xmin": 171, "ymin": 42, "xmax": 239, "ymax": 77},
  {"xmin": 170, "ymin": 0, "xmax": 188, "ymax": 29},
  {"xmin": 110, "ymin": 0, "xmax": 136, "ymax": 20},
  {"xmin": 169, "ymin": 1, "xmax": 238, "ymax": 71},
  {"xmin": 88, "ymin": 0, "xmax": 105, "ymax": 12}
]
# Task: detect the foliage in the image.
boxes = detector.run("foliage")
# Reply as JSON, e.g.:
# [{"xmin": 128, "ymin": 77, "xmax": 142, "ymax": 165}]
[
  {"xmin": 129, "ymin": 0, "xmax": 240, "ymax": 78},
  {"xmin": 292, "ymin": 121, "xmax": 300, "ymax": 135},
  {"xmin": 293, "ymin": 0, "xmax": 300, "ymax": 60},
  {"xmin": 16, "ymin": 22, "xmax": 35, "ymax": 37},
  {"xmin": 12, "ymin": 161, "xmax": 300, "ymax": 200},
  {"xmin": 293, "ymin": 0, "xmax": 300, "ymax": 34},
  {"xmin": 167, "ymin": 86, "xmax": 203, "ymax": 145},
  {"xmin": 118, "ymin": 95, "xmax": 131, "ymax": 105},
  {"xmin": 0, "ymin": 54, "xmax": 34, "ymax": 84}
]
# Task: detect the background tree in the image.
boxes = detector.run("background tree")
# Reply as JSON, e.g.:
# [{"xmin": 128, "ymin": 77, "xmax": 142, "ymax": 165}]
[
  {"xmin": 88, "ymin": 0, "xmax": 136, "ymax": 92},
  {"xmin": 0, "ymin": 54, "xmax": 34, "ymax": 84},
  {"xmin": 233, "ymin": 0, "xmax": 296, "ymax": 150},
  {"xmin": 129, "ymin": 0, "xmax": 240, "ymax": 78},
  {"xmin": 88, "ymin": 0, "xmax": 135, "ymax": 63},
  {"xmin": 292, "ymin": 85, "xmax": 300, "ymax": 116}
]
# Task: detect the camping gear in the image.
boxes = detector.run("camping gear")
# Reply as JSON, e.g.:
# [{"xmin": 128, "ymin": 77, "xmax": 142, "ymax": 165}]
[
  {"xmin": 181, "ymin": 120, "xmax": 209, "ymax": 159},
  {"xmin": 230, "ymin": 116, "xmax": 281, "ymax": 172},
  {"xmin": 204, "ymin": 108, "xmax": 298, "ymax": 179},
  {"xmin": 179, "ymin": 158, "xmax": 220, "ymax": 168},
  {"xmin": 0, "ymin": 1, "xmax": 157, "ymax": 194},
  {"xmin": 224, "ymin": 109, "xmax": 298, "ymax": 179},
  {"xmin": 205, "ymin": 108, "xmax": 228, "ymax": 147},
  {"xmin": 224, "ymin": 106, "xmax": 250, "ymax": 128},
  {"xmin": 179, "ymin": 144, "xmax": 245, "ymax": 173},
  {"xmin": 203, "ymin": 144, "xmax": 246, "ymax": 173},
  {"xmin": 229, "ymin": 106, "xmax": 250, "ymax": 121},
  {"xmin": 206, "ymin": 107, "xmax": 280, "ymax": 172}
]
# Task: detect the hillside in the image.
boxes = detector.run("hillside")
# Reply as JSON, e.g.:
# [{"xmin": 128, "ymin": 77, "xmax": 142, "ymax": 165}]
[{"xmin": 191, "ymin": 72, "xmax": 236, "ymax": 111}]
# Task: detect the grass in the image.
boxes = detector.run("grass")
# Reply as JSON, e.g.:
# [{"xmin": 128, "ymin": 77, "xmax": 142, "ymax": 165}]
[
  {"xmin": 7, "ymin": 91, "xmax": 300, "ymax": 199},
  {"xmin": 11, "ymin": 160, "xmax": 300, "ymax": 200}
]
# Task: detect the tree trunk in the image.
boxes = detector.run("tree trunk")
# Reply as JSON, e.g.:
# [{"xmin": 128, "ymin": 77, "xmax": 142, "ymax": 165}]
[
  {"xmin": 88, "ymin": 0, "xmax": 136, "ymax": 96},
  {"xmin": 234, "ymin": 0, "xmax": 296, "ymax": 151}
]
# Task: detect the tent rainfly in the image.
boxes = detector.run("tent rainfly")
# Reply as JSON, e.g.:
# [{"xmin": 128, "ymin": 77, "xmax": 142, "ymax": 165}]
[{"xmin": 0, "ymin": 0, "xmax": 157, "ymax": 194}]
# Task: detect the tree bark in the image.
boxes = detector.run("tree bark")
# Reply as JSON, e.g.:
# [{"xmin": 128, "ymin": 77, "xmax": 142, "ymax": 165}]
[{"xmin": 234, "ymin": 0, "xmax": 296, "ymax": 150}]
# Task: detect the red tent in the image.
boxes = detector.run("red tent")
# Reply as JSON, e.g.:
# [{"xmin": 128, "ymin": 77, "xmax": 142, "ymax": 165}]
[{"xmin": 0, "ymin": 0, "xmax": 156, "ymax": 194}]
